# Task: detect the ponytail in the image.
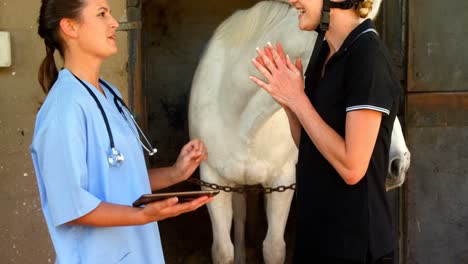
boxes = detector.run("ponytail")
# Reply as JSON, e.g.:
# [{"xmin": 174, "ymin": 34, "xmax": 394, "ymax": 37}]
[
  {"xmin": 356, "ymin": 0, "xmax": 374, "ymax": 18},
  {"xmin": 38, "ymin": 43, "xmax": 58, "ymax": 94},
  {"xmin": 37, "ymin": 0, "xmax": 85, "ymax": 94}
]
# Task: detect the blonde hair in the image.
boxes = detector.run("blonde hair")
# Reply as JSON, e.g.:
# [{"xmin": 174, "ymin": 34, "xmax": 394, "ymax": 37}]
[{"xmin": 356, "ymin": 0, "xmax": 374, "ymax": 18}]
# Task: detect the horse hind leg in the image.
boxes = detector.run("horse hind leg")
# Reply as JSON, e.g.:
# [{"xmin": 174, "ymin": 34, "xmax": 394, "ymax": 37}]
[
  {"xmin": 233, "ymin": 192, "xmax": 247, "ymax": 264},
  {"xmin": 263, "ymin": 177, "xmax": 295, "ymax": 264}
]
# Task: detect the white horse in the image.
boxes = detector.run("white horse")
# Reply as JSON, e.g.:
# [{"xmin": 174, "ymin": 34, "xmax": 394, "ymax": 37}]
[{"xmin": 188, "ymin": 1, "xmax": 410, "ymax": 263}]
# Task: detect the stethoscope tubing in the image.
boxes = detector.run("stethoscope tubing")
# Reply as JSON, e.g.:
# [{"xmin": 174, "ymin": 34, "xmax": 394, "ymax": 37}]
[
  {"xmin": 72, "ymin": 74, "xmax": 117, "ymax": 150},
  {"xmin": 71, "ymin": 72, "xmax": 156, "ymax": 166}
]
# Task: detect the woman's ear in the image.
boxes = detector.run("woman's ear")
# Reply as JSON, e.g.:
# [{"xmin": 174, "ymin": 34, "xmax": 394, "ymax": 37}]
[{"xmin": 59, "ymin": 18, "xmax": 78, "ymax": 39}]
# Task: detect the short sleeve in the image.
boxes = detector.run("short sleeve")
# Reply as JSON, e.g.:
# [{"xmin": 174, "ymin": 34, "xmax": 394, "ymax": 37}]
[
  {"xmin": 31, "ymin": 101, "xmax": 101, "ymax": 227},
  {"xmin": 345, "ymin": 39, "xmax": 397, "ymax": 116}
]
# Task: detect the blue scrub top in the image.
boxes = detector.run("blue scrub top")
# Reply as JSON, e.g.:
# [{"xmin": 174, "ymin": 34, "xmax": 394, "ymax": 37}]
[{"xmin": 31, "ymin": 69, "xmax": 165, "ymax": 264}]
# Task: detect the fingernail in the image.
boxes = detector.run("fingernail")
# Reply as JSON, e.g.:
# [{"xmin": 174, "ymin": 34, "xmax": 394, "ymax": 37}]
[
  {"xmin": 256, "ymin": 47, "xmax": 260, "ymax": 51},
  {"xmin": 267, "ymin": 41, "xmax": 273, "ymax": 47}
]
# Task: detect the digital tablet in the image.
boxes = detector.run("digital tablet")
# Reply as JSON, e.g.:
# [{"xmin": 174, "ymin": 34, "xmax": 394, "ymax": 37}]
[{"xmin": 132, "ymin": 190, "xmax": 220, "ymax": 207}]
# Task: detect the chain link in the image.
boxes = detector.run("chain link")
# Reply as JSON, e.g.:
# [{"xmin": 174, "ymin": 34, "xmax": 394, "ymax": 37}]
[{"xmin": 187, "ymin": 178, "xmax": 296, "ymax": 194}]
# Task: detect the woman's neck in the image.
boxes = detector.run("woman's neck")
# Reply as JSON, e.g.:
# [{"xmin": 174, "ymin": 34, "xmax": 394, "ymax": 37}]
[
  {"xmin": 64, "ymin": 53, "xmax": 104, "ymax": 92},
  {"xmin": 324, "ymin": 10, "xmax": 361, "ymax": 54}
]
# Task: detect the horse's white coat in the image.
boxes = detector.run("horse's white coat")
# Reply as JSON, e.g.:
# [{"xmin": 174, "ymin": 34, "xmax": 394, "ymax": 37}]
[{"xmin": 188, "ymin": 1, "xmax": 408, "ymax": 263}]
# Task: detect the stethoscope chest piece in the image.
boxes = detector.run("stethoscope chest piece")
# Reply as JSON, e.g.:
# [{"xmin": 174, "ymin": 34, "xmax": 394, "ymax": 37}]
[{"xmin": 108, "ymin": 148, "xmax": 125, "ymax": 166}]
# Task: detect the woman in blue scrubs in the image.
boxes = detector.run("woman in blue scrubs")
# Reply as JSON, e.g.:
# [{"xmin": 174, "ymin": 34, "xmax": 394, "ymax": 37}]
[{"xmin": 31, "ymin": 0, "xmax": 212, "ymax": 263}]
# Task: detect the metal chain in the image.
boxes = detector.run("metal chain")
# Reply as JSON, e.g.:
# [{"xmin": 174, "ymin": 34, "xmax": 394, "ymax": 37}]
[{"xmin": 188, "ymin": 178, "xmax": 296, "ymax": 194}]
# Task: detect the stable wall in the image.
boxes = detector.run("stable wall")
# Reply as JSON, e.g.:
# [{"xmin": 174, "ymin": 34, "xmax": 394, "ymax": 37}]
[{"xmin": 405, "ymin": 0, "xmax": 468, "ymax": 262}]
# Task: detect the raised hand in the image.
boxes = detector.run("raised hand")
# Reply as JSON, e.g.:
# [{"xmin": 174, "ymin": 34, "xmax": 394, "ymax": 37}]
[
  {"xmin": 254, "ymin": 42, "xmax": 303, "ymax": 76},
  {"xmin": 173, "ymin": 139, "xmax": 208, "ymax": 182},
  {"xmin": 250, "ymin": 42, "xmax": 305, "ymax": 110}
]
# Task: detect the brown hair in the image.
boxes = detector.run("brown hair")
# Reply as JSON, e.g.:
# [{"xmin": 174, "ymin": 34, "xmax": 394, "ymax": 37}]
[{"xmin": 37, "ymin": 0, "xmax": 85, "ymax": 94}]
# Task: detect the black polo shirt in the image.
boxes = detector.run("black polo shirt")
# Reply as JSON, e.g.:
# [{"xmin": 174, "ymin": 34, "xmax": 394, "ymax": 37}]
[{"xmin": 294, "ymin": 19, "xmax": 400, "ymax": 262}]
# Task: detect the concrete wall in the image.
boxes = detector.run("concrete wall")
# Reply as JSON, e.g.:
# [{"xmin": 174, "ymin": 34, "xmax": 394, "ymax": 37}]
[
  {"xmin": 405, "ymin": 0, "xmax": 468, "ymax": 262},
  {"xmin": 0, "ymin": 1, "xmax": 128, "ymax": 262}
]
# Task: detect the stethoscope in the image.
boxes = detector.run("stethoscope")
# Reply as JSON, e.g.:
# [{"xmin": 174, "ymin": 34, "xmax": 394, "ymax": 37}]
[{"xmin": 72, "ymin": 73, "xmax": 157, "ymax": 166}]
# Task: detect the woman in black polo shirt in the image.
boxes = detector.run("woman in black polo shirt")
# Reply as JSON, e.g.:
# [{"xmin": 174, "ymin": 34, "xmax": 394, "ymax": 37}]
[{"xmin": 250, "ymin": 0, "xmax": 400, "ymax": 263}]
